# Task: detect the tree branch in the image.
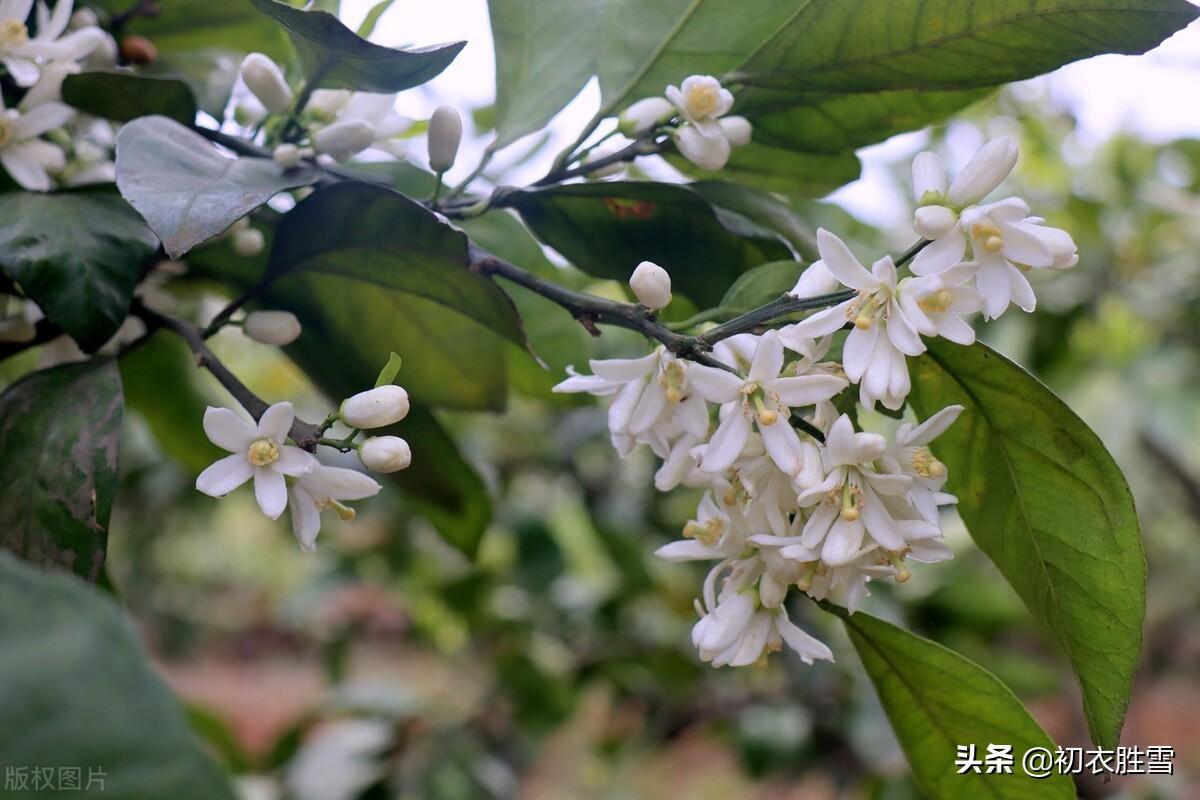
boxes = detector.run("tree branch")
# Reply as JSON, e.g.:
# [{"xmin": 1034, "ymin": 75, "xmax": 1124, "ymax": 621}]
[
  {"xmin": 0, "ymin": 319, "xmax": 62, "ymax": 363},
  {"xmin": 133, "ymin": 303, "xmax": 325, "ymax": 451}
]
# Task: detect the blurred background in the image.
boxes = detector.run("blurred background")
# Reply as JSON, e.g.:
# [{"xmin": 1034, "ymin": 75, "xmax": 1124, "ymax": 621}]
[{"xmin": 60, "ymin": 1, "xmax": 1200, "ymax": 797}]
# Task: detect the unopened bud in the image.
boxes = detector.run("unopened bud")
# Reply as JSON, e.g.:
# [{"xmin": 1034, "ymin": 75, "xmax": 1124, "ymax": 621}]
[
  {"xmin": 273, "ymin": 143, "xmax": 302, "ymax": 169},
  {"xmin": 946, "ymin": 136, "xmax": 1018, "ymax": 207},
  {"xmin": 788, "ymin": 261, "xmax": 838, "ymax": 299},
  {"xmin": 359, "ymin": 435, "xmax": 411, "ymax": 473},
  {"xmin": 240, "ymin": 53, "xmax": 292, "ymax": 115},
  {"xmin": 232, "ymin": 227, "xmax": 265, "ymax": 257},
  {"xmin": 718, "ymin": 116, "xmax": 752, "ymax": 147},
  {"xmin": 70, "ymin": 8, "xmax": 99, "ymax": 29},
  {"xmin": 243, "ymin": 310, "xmax": 301, "ymax": 345},
  {"xmin": 120, "ymin": 35, "xmax": 158, "ymax": 65},
  {"xmin": 629, "ymin": 261, "xmax": 672, "ymax": 310},
  {"xmin": 340, "ymin": 385, "xmax": 409, "ymax": 429},
  {"xmin": 911, "ymin": 150, "xmax": 947, "ymax": 204},
  {"xmin": 311, "ymin": 119, "xmax": 374, "ymax": 162},
  {"xmin": 913, "ymin": 205, "xmax": 958, "ymax": 240},
  {"xmin": 617, "ymin": 96, "xmax": 674, "ymax": 137},
  {"xmin": 427, "ymin": 105, "xmax": 462, "ymax": 172},
  {"xmin": 673, "ymin": 124, "xmax": 730, "ymax": 171}
]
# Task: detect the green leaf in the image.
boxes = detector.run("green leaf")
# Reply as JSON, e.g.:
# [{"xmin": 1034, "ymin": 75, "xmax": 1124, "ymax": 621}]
[
  {"xmin": 0, "ymin": 552, "xmax": 237, "ymax": 799},
  {"xmin": 0, "ymin": 193, "xmax": 159, "ymax": 351},
  {"xmin": 115, "ymin": 116, "xmax": 319, "ymax": 258},
  {"xmin": 689, "ymin": 180, "xmax": 815, "ymax": 253},
  {"xmin": 374, "ymin": 352, "xmax": 403, "ymax": 387},
  {"xmin": 250, "ymin": 0, "xmax": 465, "ymax": 93},
  {"xmin": 735, "ymin": 0, "xmax": 1199, "ymax": 93},
  {"xmin": 61, "ymin": 71, "xmax": 197, "ymax": 124},
  {"xmin": 669, "ymin": 145, "xmax": 862, "ymax": 198},
  {"xmin": 505, "ymin": 181, "xmax": 791, "ymax": 307},
  {"xmin": 0, "ymin": 360, "xmax": 124, "ymax": 582},
  {"xmin": 266, "ymin": 182, "xmax": 525, "ymax": 347},
  {"xmin": 909, "ymin": 340, "xmax": 1144, "ymax": 750},
  {"xmin": 831, "ymin": 606, "xmax": 1076, "ymax": 799},
  {"xmin": 488, "ymin": 0, "xmax": 602, "ymax": 149},
  {"xmin": 145, "ymin": 49, "xmax": 242, "ymax": 119},
  {"xmin": 92, "ymin": 0, "xmax": 289, "ymax": 59},
  {"xmin": 357, "ymin": 0, "xmax": 397, "ymax": 38},
  {"xmin": 719, "ymin": 260, "xmax": 802, "ymax": 313}
]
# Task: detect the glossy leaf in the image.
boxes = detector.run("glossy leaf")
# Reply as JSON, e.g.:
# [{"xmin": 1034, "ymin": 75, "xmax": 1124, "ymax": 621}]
[
  {"xmin": 488, "ymin": 0, "xmax": 602, "ymax": 149},
  {"xmin": 250, "ymin": 0, "xmax": 464, "ymax": 93},
  {"xmin": 374, "ymin": 352, "xmax": 403, "ymax": 387},
  {"xmin": 689, "ymin": 180, "xmax": 815, "ymax": 253},
  {"xmin": 0, "ymin": 552, "xmax": 237, "ymax": 799},
  {"xmin": 0, "ymin": 360, "xmax": 124, "ymax": 582},
  {"xmin": 266, "ymin": 182, "xmax": 525, "ymax": 347},
  {"xmin": 92, "ymin": 0, "xmax": 288, "ymax": 59},
  {"xmin": 0, "ymin": 193, "xmax": 159, "ymax": 351},
  {"xmin": 115, "ymin": 116, "xmax": 319, "ymax": 258},
  {"xmin": 505, "ymin": 181, "xmax": 790, "ymax": 307},
  {"xmin": 668, "ymin": 145, "xmax": 862, "ymax": 198},
  {"xmin": 62, "ymin": 71, "xmax": 197, "ymax": 124},
  {"xmin": 832, "ymin": 606, "xmax": 1076, "ymax": 799},
  {"xmin": 719, "ymin": 260, "xmax": 803, "ymax": 313},
  {"xmin": 909, "ymin": 340, "xmax": 1145, "ymax": 749}
]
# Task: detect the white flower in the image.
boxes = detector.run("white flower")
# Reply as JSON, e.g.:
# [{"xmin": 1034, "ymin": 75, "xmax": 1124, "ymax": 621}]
[
  {"xmin": 793, "ymin": 415, "xmax": 939, "ymax": 568},
  {"xmin": 688, "ymin": 330, "xmax": 847, "ymax": 475},
  {"xmin": 718, "ymin": 116, "xmax": 752, "ymax": 147},
  {"xmin": 618, "ymin": 96, "xmax": 675, "ymax": 136},
  {"xmin": 783, "ymin": 230, "xmax": 926, "ymax": 411},
  {"xmin": 898, "ymin": 263, "xmax": 982, "ymax": 345},
  {"xmin": 273, "ymin": 144, "xmax": 303, "ymax": 169},
  {"xmin": 553, "ymin": 348, "xmax": 708, "ymax": 456},
  {"xmin": 882, "ymin": 405, "xmax": 963, "ymax": 525},
  {"xmin": 358, "ymin": 435, "xmax": 411, "ymax": 473},
  {"xmin": 673, "ymin": 123, "xmax": 730, "ymax": 170},
  {"xmin": 427, "ymin": 105, "xmax": 462, "ymax": 172},
  {"xmin": 629, "ymin": 260, "xmax": 672, "ymax": 310},
  {"xmin": 196, "ymin": 402, "xmax": 317, "ymax": 520},
  {"xmin": 957, "ymin": 199, "xmax": 1078, "ymax": 319},
  {"xmin": 666, "ymin": 75, "xmax": 734, "ymax": 138},
  {"xmin": 788, "ymin": 261, "xmax": 839, "ymax": 299},
  {"xmin": 324, "ymin": 92, "xmax": 412, "ymax": 158},
  {"xmin": 243, "ymin": 310, "xmax": 301, "ymax": 345},
  {"xmin": 287, "ymin": 464, "xmax": 381, "ymax": 551},
  {"xmin": 340, "ymin": 385, "xmax": 410, "ymax": 429},
  {"xmin": 240, "ymin": 53, "xmax": 293, "ymax": 114},
  {"xmin": 0, "ymin": 91, "xmax": 70, "ymax": 191},
  {"xmin": 1, "ymin": 0, "xmax": 101, "ymax": 86}
]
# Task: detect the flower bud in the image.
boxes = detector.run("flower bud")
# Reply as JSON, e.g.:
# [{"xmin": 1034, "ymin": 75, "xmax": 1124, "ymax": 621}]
[
  {"xmin": 911, "ymin": 151, "xmax": 946, "ymax": 204},
  {"xmin": 913, "ymin": 205, "xmax": 959, "ymax": 239},
  {"xmin": 788, "ymin": 261, "xmax": 838, "ymax": 298},
  {"xmin": 340, "ymin": 385, "xmax": 409, "ymax": 429},
  {"xmin": 70, "ymin": 8, "xmax": 99, "ymax": 29},
  {"xmin": 629, "ymin": 261, "xmax": 672, "ymax": 310},
  {"xmin": 120, "ymin": 35, "xmax": 158, "ymax": 65},
  {"xmin": 617, "ymin": 97, "xmax": 674, "ymax": 137},
  {"xmin": 240, "ymin": 53, "xmax": 293, "ymax": 115},
  {"xmin": 673, "ymin": 125, "xmax": 730, "ymax": 171},
  {"xmin": 232, "ymin": 227, "xmax": 265, "ymax": 257},
  {"xmin": 311, "ymin": 119, "xmax": 374, "ymax": 161},
  {"xmin": 946, "ymin": 136, "xmax": 1018, "ymax": 207},
  {"xmin": 273, "ymin": 143, "xmax": 302, "ymax": 169},
  {"xmin": 427, "ymin": 105, "xmax": 462, "ymax": 172},
  {"xmin": 359, "ymin": 435, "xmax": 411, "ymax": 473},
  {"xmin": 243, "ymin": 310, "xmax": 301, "ymax": 345},
  {"xmin": 718, "ymin": 116, "xmax": 752, "ymax": 147},
  {"xmin": 234, "ymin": 100, "xmax": 266, "ymax": 127}
]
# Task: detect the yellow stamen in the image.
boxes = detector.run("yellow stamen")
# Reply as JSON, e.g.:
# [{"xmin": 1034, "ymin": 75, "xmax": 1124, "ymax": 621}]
[
  {"xmin": 247, "ymin": 438, "xmax": 279, "ymax": 467},
  {"xmin": 330, "ymin": 499, "xmax": 356, "ymax": 521},
  {"xmin": 853, "ymin": 315, "xmax": 873, "ymax": 330},
  {"xmin": 983, "ymin": 235, "xmax": 1004, "ymax": 253},
  {"xmin": 918, "ymin": 289, "xmax": 954, "ymax": 314},
  {"xmin": 795, "ymin": 561, "xmax": 819, "ymax": 592},
  {"xmin": 839, "ymin": 482, "xmax": 860, "ymax": 521},
  {"xmin": 752, "ymin": 392, "xmax": 777, "ymax": 426},
  {"xmin": 928, "ymin": 459, "xmax": 946, "ymax": 478},
  {"xmin": 887, "ymin": 551, "xmax": 911, "ymax": 583}
]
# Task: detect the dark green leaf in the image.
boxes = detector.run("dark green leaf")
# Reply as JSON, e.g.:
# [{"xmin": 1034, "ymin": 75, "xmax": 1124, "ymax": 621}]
[
  {"xmin": 719, "ymin": 260, "xmax": 802, "ymax": 313},
  {"xmin": 0, "ymin": 552, "xmax": 237, "ymax": 799},
  {"xmin": 0, "ymin": 193, "xmax": 158, "ymax": 351},
  {"xmin": 92, "ymin": 0, "xmax": 288, "ymax": 59},
  {"xmin": 62, "ymin": 71, "xmax": 197, "ymax": 124},
  {"xmin": 115, "ymin": 115, "xmax": 319, "ymax": 258},
  {"xmin": 668, "ymin": 145, "xmax": 862, "ymax": 198},
  {"xmin": 489, "ymin": 0, "xmax": 602, "ymax": 149},
  {"xmin": 689, "ymin": 180, "xmax": 815, "ymax": 253},
  {"xmin": 250, "ymin": 0, "xmax": 465, "ymax": 93},
  {"xmin": 831, "ymin": 606, "xmax": 1075, "ymax": 799},
  {"xmin": 909, "ymin": 340, "xmax": 1144, "ymax": 749},
  {"xmin": 374, "ymin": 352, "xmax": 403, "ymax": 387},
  {"xmin": 0, "ymin": 359, "xmax": 124, "ymax": 582},
  {"xmin": 505, "ymin": 181, "xmax": 791, "ymax": 307},
  {"xmin": 266, "ymin": 182, "xmax": 525, "ymax": 347}
]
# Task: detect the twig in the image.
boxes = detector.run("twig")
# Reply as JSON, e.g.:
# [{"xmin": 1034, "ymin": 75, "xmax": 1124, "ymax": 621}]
[
  {"xmin": 698, "ymin": 291, "xmax": 856, "ymax": 345},
  {"xmin": 201, "ymin": 279, "xmax": 273, "ymax": 339},
  {"xmin": 530, "ymin": 138, "xmax": 663, "ymax": 187},
  {"xmin": 0, "ymin": 320, "xmax": 62, "ymax": 363},
  {"xmin": 133, "ymin": 303, "xmax": 324, "ymax": 451}
]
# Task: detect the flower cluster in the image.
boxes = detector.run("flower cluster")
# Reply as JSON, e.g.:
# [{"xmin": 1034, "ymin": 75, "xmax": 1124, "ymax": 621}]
[
  {"xmin": 554, "ymin": 139, "xmax": 1075, "ymax": 668},
  {"xmin": 196, "ymin": 383, "xmax": 413, "ymax": 551},
  {"xmin": 619, "ymin": 74, "xmax": 750, "ymax": 171},
  {"xmin": 0, "ymin": 0, "xmax": 115, "ymax": 190}
]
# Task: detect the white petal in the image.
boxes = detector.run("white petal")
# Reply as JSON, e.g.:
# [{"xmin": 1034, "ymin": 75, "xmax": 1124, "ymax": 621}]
[
  {"xmin": 591, "ymin": 352, "xmax": 658, "ymax": 382},
  {"xmin": 821, "ymin": 517, "xmax": 864, "ymax": 566},
  {"xmin": 786, "ymin": 299, "xmax": 854, "ymax": 339},
  {"xmin": 256, "ymin": 401, "xmax": 295, "ymax": 442},
  {"xmin": 11, "ymin": 101, "xmax": 73, "ymax": 139},
  {"xmin": 758, "ymin": 412, "xmax": 801, "ymax": 474},
  {"xmin": 253, "ymin": 468, "xmax": 288, "ymax": 520},
  {"xmin": 911, "ymin": 150, "xmax": 947, "ymax": 202},
  {"xmin": 910, "ymin": 230, "xmax": 967, "ymax": 276},
  {"xmin": 288, "ymin": 486, "xmax": 321, "ymax": 551},
  {"xmin": 273, "ymin": 445, "xmax": 316, "ymax": 477},
  {"xmin": 788, "ymin": 261, "xmax": 839, "ymax": 298},
  {"xmin": 700, "ymin": 410, "xmax": 751, "ymax": 473},
  {"xmin": 823, "ymin": 416, "xmax": 859, "ymax": 467},
  {"xmin": 976, "ymin": 259, "xmax": 1012, "ymax": 319},
  {"xmin": 678, "ymin": 392, "xmax": 710, "ymax": 439},
  {"xmin": 770, "ymin": 374, "xmax": 847, "ymax": 407},
  {"xmin": 816, "ymin": 229, "xmax": 876, "ymax": 290},
  {"xmin": 947, "ymin": 136, "xmax": 1017, "ymax": 206},
  {"xmin": 841, "ymin": 323, "xmax": 878, "ymax": 383},
  {"xmin": 999, "ymin": 220, "xmax": 1054, "ymax": 267},
  {"xmin": 859, "ymin": 487, "xmax": 907, "ymax": 551},
  {"xmin": 304, "ymin": 464, "xmax": 381, "ymax": 500},
  {"xmin": 748, "ymin": 330, "xmax": 784, "ymax": 382},
  {"xmin": 903, "ymin": 404, "xmax": 964, "ymax": 446},
  {"xmin": 1008, "ymin": 264, "xmax": 1037, "ymax": 312},
  {"xmin": 674, "ymin": 124, "xmax": 730, "ymax": 170},
  {"xmin": 655, "ymin": 539, "xmax": 725, "ymax": 561},
  {"xmin": 687, "ymin": 365, "xmax": 743, "ymax": 404},
  {"xmin": 196, "ymin": 454, "xmax": 253, "ymax": 497},
  {"xmin": 202, "ymin": 406, "xmax": 256, "ymax": 453},
  {"xmin": 628, "ymin": 383, "xmax": 667, "ymax": 435},
  {"xmin": 726, "ymin": 613, "xmax": 772, "ymax": 667},
  {"xmin": 0, "ymin": 146, "xmax": 50, "ymax": 191},
  {"xmin": 607, "ymin": 378, "xmax": 646, "ymax": 434},
  {"xmin": 2, "ymin": 56, "xmax": 39, "ymax": 87},
  {"xmin": 775, "ymin": 613, "xmax": 834, "ymax": 664},
  {"xmin": 884, "ymin": 302, "xmax": 926, "ymax": 357}
]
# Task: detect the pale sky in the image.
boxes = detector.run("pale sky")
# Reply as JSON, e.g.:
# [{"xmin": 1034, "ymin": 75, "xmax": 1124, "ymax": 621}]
[{"xmin": 340, "ymin": 0, "xmax": 1200, "ymax": 227}]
